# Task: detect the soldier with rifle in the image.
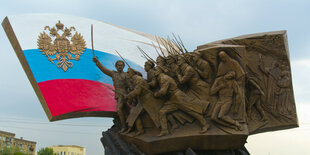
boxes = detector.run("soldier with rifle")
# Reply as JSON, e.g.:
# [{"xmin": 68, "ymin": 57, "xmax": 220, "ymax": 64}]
[
  {"xmin": 192, "ymin": 51, "xmax": 213, "ymax": 84},
  {"xmin": 175, "ymin": 56, "xmax": 210, "ymax": 101},
  {"xmin": 154, "ymin": 66, "xmax": 209, "ymax": 136}
]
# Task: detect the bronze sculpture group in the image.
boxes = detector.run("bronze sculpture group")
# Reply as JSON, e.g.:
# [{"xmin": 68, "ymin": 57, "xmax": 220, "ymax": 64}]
[
  {"xmin": 93, "ymin": 36, "xmax": 254, "ymax": 137},
  {"xmin": 94, "ymin": 31, "xmax": 298, "ymax": 154}
]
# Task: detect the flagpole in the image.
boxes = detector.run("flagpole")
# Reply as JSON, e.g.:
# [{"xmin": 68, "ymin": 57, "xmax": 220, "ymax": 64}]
[{"xmin": 91, "ymin": 24, "xmax": 95, "ymax": 58}]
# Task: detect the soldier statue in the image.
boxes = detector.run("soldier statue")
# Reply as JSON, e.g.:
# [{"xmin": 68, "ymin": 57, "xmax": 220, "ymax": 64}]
[
  {"xmin": 246, "ymin": 77, "xmax": 267, "ymax": 121},
  {"xmin": 175, "ymin": 56, "xmax": 210, "ymax": 101},
  {"xmin": 192, "ymin": 51, "xmax": 212, "ymax": 84},
  {"xmin": 153, "ymin": 66, "xmax": 210, "ymax": 136},
  {"xmin": 93, "ymin": 57, "xmax": 130, "ymax": 132},
  {"xmin": 125, "ymin": 68, "xmax": 146, "ymax": 136},
  {"xmin": 144, "ymin": 60, "xmax": 156, "ymax": 85}
]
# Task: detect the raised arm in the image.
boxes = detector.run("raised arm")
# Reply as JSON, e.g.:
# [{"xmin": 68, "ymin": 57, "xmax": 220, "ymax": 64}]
[{"xmin": 93, "ymin": 57, "xmax": 113, "ymax": 77}]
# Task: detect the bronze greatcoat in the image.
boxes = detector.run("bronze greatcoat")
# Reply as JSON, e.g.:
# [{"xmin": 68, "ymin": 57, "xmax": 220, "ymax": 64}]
[
  {"xmin": 196, "ymin": 58, "xmax": 212, "ymax": 84},
  {"xmin": 148, "ymin": 67, "xmax": 194, "ymax": 126},
  {"xmin": 157, "ymin": 73, "xmax": 209, "ymax": 114},
  {"xmin": 126, "ymin": 75, "xmax": 162, "ymax": 128},
  {"xmin": 178, "ymin": 64, "xmax": 210, "ymax": 101},
  {"xmin": 156, "ymin": 73, "xmax": 209, "ymax": 131}
]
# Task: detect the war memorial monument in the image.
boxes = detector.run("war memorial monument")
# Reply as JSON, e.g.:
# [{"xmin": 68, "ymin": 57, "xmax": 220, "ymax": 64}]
[{"xmin": 2, "ymin": 14, "xmax": 298, "ymax": 154}]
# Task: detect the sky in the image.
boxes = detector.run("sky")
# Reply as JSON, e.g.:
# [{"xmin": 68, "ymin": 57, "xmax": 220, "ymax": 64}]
[{"xmin": 0, "ymin": 0, "xmax": 310, "ymax": 154}]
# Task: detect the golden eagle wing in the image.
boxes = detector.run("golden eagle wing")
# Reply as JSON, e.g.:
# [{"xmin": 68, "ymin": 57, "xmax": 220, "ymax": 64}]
[
  {"xmin": 70, "ymin": 32, "xmax": 86, "ymax": 55},
  {"xmin": 37, "ymin": 32, "xmax": 56, "ymax": 56}
]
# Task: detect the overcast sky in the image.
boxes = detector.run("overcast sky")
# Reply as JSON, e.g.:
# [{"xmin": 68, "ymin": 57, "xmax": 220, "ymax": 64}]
[{"xmin": 0, "ymin": 0, "xmax": 310, "ymax": 155}]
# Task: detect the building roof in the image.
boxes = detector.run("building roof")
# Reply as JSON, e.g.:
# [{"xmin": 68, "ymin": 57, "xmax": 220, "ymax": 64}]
[
  {"xmin": 14, "ymin": 137, "xmax": 37, "ymax": 144},
  {"xmin": 52, "ymin": 145, "xmax": 85, "ymax": 149},
  {"xmin": 0, "ymin": 130, "xmax": 36, "ymax": 144},
  {"xmin": 0, "ymin": 130, "xmax": 15, "ymax": 136}
]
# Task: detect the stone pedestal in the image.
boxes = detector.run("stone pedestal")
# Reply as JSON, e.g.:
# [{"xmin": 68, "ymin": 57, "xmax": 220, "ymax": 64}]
[{"xmin": 101, "ymin": 119, "xmax": 249, "ymax": 155}]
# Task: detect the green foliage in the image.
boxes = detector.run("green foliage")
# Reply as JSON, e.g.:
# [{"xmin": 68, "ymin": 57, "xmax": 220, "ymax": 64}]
[
  {"xmin": 37, "ymin": 147, "xmax": 55, "ymax": 155},
  {"xmin": 14, "ymin": 152, "xmax": 28, "ymax": 155},
  {"xmin": 0, "ymin": 146, "xmax": 27, "ymax": 155},
  {"xmin": 1, "ymin": 146, "xmax": 12, "ymax": 155}
]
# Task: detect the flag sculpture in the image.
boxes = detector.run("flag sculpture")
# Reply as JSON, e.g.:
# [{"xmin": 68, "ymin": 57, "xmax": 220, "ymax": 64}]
[{"xmin": 2, "ymin": 14, "xmax": 158, "ymax": 121}]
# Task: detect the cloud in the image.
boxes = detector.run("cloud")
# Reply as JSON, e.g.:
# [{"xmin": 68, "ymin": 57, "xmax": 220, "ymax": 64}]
[{"xmin": 291, "ymin": 59, "xmax": 310, "ymax": 104}]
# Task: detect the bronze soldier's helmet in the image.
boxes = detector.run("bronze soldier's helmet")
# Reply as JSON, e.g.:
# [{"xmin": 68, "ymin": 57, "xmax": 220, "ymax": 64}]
[{"xmin": 145, "ymin": 60, "xmax": 155, "ymax": 68}]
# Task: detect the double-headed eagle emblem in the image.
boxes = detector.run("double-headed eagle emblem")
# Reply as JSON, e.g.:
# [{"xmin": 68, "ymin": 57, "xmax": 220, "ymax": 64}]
[{"xmin": 37, "ymin": 21, "xmax": 86, "ymax": 71}]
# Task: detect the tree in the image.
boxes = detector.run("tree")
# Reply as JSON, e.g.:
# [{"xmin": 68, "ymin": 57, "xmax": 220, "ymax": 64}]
[
  {"xmin": 0, "ymin": 146, "xmax": 27, "ymax": 155},
  {"xmin": 37, "ymin": 147, "xmax": 56, "ymax": 155},
  {"xmin": 14, "ymin": 152, "xmax": 28, "ymax": 155}
]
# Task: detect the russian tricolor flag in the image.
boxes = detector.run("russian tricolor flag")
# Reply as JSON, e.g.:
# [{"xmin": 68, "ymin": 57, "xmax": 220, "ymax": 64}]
[{"xmin": 2, "ymin": 14, "xmax": 159, "ymax": 121}]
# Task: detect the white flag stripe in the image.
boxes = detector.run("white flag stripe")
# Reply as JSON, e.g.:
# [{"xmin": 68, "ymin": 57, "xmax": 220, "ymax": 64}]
[{"xmin": 8, "ymin": 13, "xmax": 159, "ymax": 66}]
